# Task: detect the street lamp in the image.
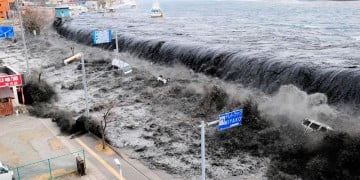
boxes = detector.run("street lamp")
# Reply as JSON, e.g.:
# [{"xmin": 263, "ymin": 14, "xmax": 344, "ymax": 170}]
[
  {"xmin": 114, "ymin": 158, "xmax": 122, "ymax": 180},
  {"xmin": 63, "ymin": 53, "xmax": 89, "ymax": 117}
]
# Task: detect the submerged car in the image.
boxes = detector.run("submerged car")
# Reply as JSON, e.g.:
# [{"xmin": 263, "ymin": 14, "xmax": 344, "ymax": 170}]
[
  {"xmin": 111, "ymin": 58, "xmax": 133, "ymax": 75},
  {"xmin": 302, "ymin": 118, "xmax": 334, "ymax": 133}
]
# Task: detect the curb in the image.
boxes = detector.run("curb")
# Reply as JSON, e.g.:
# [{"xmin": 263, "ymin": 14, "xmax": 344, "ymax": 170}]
[{"xmin": 87, "ymin": 132, "xmax": 163, "ymax": 180}]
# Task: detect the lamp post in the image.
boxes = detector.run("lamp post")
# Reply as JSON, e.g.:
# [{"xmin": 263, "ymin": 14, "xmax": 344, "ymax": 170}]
[
  {"xmin": 63, "ymin": 53, "xmax": 89, "ymax": 117},
  {"xmin": 114, "ymin": 158, "xmax": 122, "ymax": 180},
  {"xmin": 198, "ymin": 120, "xmax": 220, "ymax": 180}
]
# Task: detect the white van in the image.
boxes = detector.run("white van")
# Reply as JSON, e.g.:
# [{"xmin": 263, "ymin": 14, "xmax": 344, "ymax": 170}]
[
  {"xmin": 302, "ymin": 118, "xmax": 334, "ymax": 133},
  {"xmin": 111, "ymin": 58, "xmax": 132, "ymax": 75},
  {"xmin": 0, "ymin": 161, "xmax": 13, "ymax": 180}
]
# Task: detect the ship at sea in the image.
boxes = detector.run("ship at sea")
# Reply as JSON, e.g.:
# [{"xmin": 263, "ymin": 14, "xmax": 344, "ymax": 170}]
[{"xmin": 150, "ymin": 0, "xmax": 163, "ymax": 18}]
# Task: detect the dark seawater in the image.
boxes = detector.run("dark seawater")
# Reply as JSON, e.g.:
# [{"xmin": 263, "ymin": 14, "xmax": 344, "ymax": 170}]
[{"xmin": 56, "ymin": 0, "xmax": 360, "ymax": 106}]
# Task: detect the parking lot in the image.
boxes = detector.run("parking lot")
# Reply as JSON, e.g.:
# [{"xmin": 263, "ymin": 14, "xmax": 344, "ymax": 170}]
[
  {"xmin": 0, "ymin": 113, "xmax": 165, "ymax": 180},
  {"xmin": 0, "ymin": 114, "xmax": 80, "ymax": 179},
  {"xmin": 0, "ymin": 114, "xmax": 71, "ymax": 166}
]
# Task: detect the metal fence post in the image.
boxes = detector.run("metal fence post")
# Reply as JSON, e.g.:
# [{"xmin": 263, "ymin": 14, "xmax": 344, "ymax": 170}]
[
  {"xmin": 201, "ymin": 121, "xmax": 206, "ymax": 180},
  {"xmin": 115, "ymin": 31, "xmax": 119, "ymax": 59},
  {"xmin": 16, "ymin": 167, "xmax": 20, "ymax": 180},
  {"xmin": 81, "ymin": 55, "xmax": 90, "ymax": 118},
  {"xmin": 82, "ymin": 149, "xmax": 86, "ymax": 171},
  {"xmin": 48, "ymin": 159, "xmax": 52, "ymax": 179},
  {"xmin": 17, "ymin": 0, "xmax": 30, "ymax": 75}
]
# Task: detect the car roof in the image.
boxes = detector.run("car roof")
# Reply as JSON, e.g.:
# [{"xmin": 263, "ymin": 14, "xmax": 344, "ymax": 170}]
[{"xmin": 303, "ymin": 118, "xmax": 334, "ymax": 130}]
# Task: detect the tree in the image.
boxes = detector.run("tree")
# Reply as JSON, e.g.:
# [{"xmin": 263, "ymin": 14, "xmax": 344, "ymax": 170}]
[
  {"xmin": 22, "ymin": 8, "xmax": 45, "ymax": 35},
  {"xmin": 98, "ymin": 0, "xmax": 106, "ymax": 9},
  {"xmin": 100, "ymin": 103, "xmax": 115, "ymax": 149}
]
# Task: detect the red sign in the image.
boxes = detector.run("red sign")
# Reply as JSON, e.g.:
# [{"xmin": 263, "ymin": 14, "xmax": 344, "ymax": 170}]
[{"xmin": 0, "ymin": 74, "xmax": 23, "ymax": 87}]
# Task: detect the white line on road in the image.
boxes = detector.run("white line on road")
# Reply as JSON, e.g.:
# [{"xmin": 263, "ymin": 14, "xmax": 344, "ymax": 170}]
[{"xmin": 75, "ymin": 138, "xmax": 126, "ymax": 180}]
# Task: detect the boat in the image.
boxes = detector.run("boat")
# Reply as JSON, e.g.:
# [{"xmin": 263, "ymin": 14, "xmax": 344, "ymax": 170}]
[
  {"xmin": 107, "ymin": 0, "xmax": 137, "ymax": 12},
  {"xmin": 150, "ymin": 0, "xmax": 163, "ymax": 18}
]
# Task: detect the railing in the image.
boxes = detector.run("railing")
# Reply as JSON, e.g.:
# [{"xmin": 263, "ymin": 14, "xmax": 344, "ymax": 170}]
[{"xmin": 10, "ymin": 149, "xmax": 85, "ymax": 180}]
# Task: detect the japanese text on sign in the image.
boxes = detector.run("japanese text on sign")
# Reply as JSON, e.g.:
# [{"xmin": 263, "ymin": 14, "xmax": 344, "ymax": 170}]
[
  {"xmin": 92, "ymin": 30, "xmax": 112, "ymax": 44},
  {"xmin": 0, "ymin": 74, "xmax": 23, "ymax": 87},
  {"xmin": 218, "ymin": 109, "xmax": 243, "ymax": 131}
]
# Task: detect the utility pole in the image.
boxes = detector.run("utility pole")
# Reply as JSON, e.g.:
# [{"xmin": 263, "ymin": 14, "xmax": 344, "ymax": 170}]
[
  {"xmin": 16, "ymin": 0, "xmax": 30, "ymax": 75},
  {"xmin": 80, "ymin": 54, "xmax": 90, "ymax": 117},
  {"xmin": 115, "ymin": 31, "xmax": 119, "ymax": 59},
  {"xmin": 201, "ymin": 121, "xmax": 206, "ymax": 180},
  {"xmin": 199, "ymin": 120, "xmax": 220, "ymax": 180},
  {"xmin": 64, "ymin": 53, "xmax": 90, "ymax": 117},
  {"xmin": 114, "ymin": 158, "xmax": 123, "ymax": 180}
]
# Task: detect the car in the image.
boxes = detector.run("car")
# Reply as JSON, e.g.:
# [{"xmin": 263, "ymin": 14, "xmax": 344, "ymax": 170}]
[
  {"xmin": 157, "ymin": 75, "xmax": 169, "ymax": 84},
  {"xmin": 111, "ymin": 58, "xmax": 133, "ymax": 75},
  {"xmin": 302, "ymin": 118, "xmax": 334, "ymax": 133},
  {"xmin": 0, "ymin": 161, "xmax": 14, "ymax": 180}
]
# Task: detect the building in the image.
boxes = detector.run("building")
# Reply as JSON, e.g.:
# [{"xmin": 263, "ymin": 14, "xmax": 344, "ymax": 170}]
[
  {"xmin": 0, "ymin": 66, "xmax": 24, "ymax": 116},
  {"xmin": 0, "ymin": 0, "xmax": 14, "ymax": 19}
]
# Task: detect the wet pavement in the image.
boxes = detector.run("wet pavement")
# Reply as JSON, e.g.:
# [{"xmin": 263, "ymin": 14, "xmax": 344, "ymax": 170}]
[{"xmin": 0, "ymin": 114, "xmax": 168, "ymax": 179}]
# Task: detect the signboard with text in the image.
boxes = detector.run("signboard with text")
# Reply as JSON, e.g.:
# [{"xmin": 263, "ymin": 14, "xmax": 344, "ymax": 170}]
[
  {"xmin": 92, "ymin": 30, "xmax": 112, "ymax": 45},
  {"xmin": 218, "ymin": 109, "xmax": 243, "ymax": 131},
  {"xmin": 0, "ymin": 74, "xmax": 23, "ymax": 87},
  {"xmin": 0, "ymin": 26, "xmax": 15, "ymax": 38}
]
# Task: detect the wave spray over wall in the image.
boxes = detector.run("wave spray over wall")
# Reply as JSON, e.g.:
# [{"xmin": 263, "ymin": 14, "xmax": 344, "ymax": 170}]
[
  {"xmin": 54, "ymin": 0, "xmax": 360, "ymax": 110},
  {"xmin": 56, "ymin": 23, "xmax": 360, "ymax": 108}
]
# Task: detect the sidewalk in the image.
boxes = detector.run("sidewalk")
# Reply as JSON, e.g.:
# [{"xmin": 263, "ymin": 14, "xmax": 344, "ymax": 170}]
[
  {"xmin": 38, "ymin": 116, "xmax": 167, "ymax": 180},
  {"xmin": 37, "ymin": 117, "xmax": 110, "ymax": 180},
  {"xmin": 0, "ymin": 114, "xmax": 106, "ymax": 179}
]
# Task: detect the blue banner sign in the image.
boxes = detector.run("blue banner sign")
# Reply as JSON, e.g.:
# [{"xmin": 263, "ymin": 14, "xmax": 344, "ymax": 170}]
[
  {"xmin": 93, "ymin": 30, "xmax": 112, "ymax": 45},
  {"xmin": 218, "ymin": 109, "xmax": 243, "ymax": 131},
  {"xmin": 55, "ymin": 7, "xmax": 71, "ymax": 18},
  {"xmin": 0, "ymin": 26, "xmax": 15, "ymax": 38}
]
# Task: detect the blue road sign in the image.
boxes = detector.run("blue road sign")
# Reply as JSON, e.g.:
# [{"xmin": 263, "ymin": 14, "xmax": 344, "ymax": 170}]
[
  {"xmin": 218, "ymin": 109, "xmax": 243, "ymax": 131},
  {"xmin": 0, "ymin": 26, "xmax": 15, "ymax": 38},
  {"xmin": 92, "ymin": 30, "xmax": 112, "ymax": 45}
]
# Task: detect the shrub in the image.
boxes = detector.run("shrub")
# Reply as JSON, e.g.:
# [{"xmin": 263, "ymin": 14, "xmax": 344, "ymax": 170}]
[
  {"xmin": 23, "ymin": 78, "xmax": 56, "ymax": 104},
  {"xmin": 51, "ymin": 110, "xmax": 74, "ymax": 134},
  {"xmin": 242, "ymin": 99, "xmax": 269, "ymax": 130},
  {"xmin": 28, "ymin": 104, "xmax": 77, "ymax": 134},
  {"xmin": 196, "ymin": 85, "xmax": 229, "ymax": 117},
  {"xmin": 71, "ymin": 116, "xmax": 90, "ymax": 133}
]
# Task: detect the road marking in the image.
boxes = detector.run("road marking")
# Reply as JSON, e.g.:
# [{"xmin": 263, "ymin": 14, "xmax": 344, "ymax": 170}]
[{"xmin": 75, "ymin": 138, "xmax": 125, "ymax": 180}]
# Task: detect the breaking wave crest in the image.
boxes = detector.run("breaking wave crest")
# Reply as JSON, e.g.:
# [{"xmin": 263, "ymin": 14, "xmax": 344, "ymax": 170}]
[{"xmin": 56, "ymin": 22, "xmax": 360, "ymax": 108}]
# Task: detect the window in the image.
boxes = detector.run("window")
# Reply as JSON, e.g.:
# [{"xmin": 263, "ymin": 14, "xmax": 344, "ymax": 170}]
[
  {"xmin": 320, "ymin": 127, "xmax": 327, "ymax": 132},
  {"xmin": 303, "ymin": 118, "xmax": 333, "ymax": 132},
  {"xmin": 0, "ymin": 98, "xmax": 9, "ymax": 103},
  {"xmin": 309, "ymin": 123, "xmax": 320, "ymax": 130},
  {"xmin": 0, "ymin": 167, "xmax": 8, "ymax": 174},
  {"xmin": 303, "ymin": 119, "xmax": 311, "ymax": 126}
]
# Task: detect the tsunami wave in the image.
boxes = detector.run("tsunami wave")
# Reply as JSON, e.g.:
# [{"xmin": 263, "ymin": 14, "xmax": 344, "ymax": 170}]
[{"xmin": 55, "ymin": 22, "xmax": 360, "ymax": 108}]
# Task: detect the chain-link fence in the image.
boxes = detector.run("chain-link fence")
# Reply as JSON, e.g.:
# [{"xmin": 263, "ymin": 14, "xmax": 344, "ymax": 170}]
[{"xmin": 11, "ymin": 149, "xmax": 85, "ymax": 180}]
